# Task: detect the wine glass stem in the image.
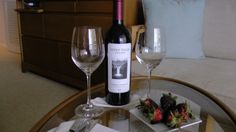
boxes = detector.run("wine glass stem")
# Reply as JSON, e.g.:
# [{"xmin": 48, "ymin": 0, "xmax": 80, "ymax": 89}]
[
  {"xmin": 86, "ymin": 74, "xmax": 93, "ymax": 108},
  {"xmin": 147, "ymin": 68, "xmax": 152, "ymax": 98}
]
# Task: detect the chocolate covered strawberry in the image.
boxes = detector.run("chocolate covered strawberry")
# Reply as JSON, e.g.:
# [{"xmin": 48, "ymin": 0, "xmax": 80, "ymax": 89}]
[{"xmin": 160, "ymin": 93, "xmax": 177, "ymax": 112}]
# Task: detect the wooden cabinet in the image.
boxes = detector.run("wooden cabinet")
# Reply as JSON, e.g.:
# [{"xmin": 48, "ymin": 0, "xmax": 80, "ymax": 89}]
[
  {"xmin": 20, "ymin": 13, "xmax": 44, "ymax": 37},
  {"xmin": 16, "ymin": 0, "xmax": 140, "ymax": 89},
  {"xmin": 44, "ymin": 14, "xmax": 75, "ymax": 42}
]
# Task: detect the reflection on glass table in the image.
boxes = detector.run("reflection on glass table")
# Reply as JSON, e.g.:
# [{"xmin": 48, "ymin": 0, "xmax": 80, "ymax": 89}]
[{"xmin": 30, "ymin": 76, "xmax": 236, "ymax": 132}]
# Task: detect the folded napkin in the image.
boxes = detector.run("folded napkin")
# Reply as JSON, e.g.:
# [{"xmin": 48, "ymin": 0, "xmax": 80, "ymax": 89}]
[
  {"xmin": 48, "ymin": 120, "xmax": 75, "ymax": 132},
  {"xmin": 90, "ymin": 124, "xmax": 119, "ymax": 132},
  {"xmin": 48, "ymin": 120, "xmax": 119, "ymax": 132},
  {"xmin": 91, "ymin": 94, "xmax": 140, "ymax": 108}
]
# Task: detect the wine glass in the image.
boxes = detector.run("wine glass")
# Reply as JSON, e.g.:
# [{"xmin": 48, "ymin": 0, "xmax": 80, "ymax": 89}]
[
  {"xmin": 135, "ymin": 28, "xmax": 166, "ymax": 98},
  {"xmin": 71, "ymin": 26, "xmax": 105, "ymax": 118}
]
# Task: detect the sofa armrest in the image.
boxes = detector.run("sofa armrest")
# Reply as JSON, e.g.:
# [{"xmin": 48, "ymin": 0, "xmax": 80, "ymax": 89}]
[
  {"xmin": 128, "ymin": 25, "xmax": 145, "ymax": 51},
  {"xmin": 128, "ymin": 25, "xmax": 145, "ymax": 60}
]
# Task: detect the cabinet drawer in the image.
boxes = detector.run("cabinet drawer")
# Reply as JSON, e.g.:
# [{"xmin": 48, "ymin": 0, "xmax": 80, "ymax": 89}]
[
  {"xmin": 42, "ymin": 1, "xmax": 75, "ymax": 12},
  {"xmin": 58, "ymin": 43, "xmax": 85, "ymax": 79},
  {"xmin": 44, "ymin": 14, "xmax": 75, "ymax": 42},
  {"xmin": 20, "ymin": 13, "xmax": 44, "ymax": 37},
  {"xmin": 77, "ymin": 0, "xmax": 112, "ymax": 13},
  {"xmin": 22, "ymin": 36, "xmax": 59, "ymax": 71}
]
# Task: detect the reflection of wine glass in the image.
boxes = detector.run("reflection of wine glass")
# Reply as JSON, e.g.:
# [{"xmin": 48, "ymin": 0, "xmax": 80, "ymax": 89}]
[
  {"xmin": 112, "ymin": 60, "xmax": 126, "ymax": 78},
  {"xmin": 135, "ymin": 28, "xmax": 165, "ymax": 98},
  {"xmin": 71, "ymin": 26, "xmax": 105, "ymax": 118}
]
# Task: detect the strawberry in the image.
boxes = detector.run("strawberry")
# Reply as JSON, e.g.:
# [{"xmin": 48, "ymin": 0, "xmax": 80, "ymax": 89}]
[
  {"xmin": 176, "ymin": 102, "xmax": 187, "ymax": 113},
  {"xmin": 150, "ymin": 107, "xmax": 163, "ymax": 124},
  {"xmin": 137, "ymin": 98, "xmax": 159, "ymax": 114},
  {"xmin": 176, "ymin": 102, "xmax": 194, "ymax": 121},
  {"xmin": 164, "ymin": 101, "xmax": 195, "ymax": 128},
  {"xmin": 137, "ymin": 98, "xmax": 162, "ymax": 124},
  {"xmin": 143, "ymin": 98, "xmax": 158, "ymax": 108},
  {"xmin": 165, "ymin": 111, "xmax": 183, "ymax": 128},
  {"xmin": 181, "ymin": 112, "xmax": 189, "ymax": 121}
]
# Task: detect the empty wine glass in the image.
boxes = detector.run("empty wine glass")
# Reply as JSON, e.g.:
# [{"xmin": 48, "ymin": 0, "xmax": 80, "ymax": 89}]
[
  {"xmin": 135, "ymin": 28, "xmax": 166, "ymax": 98},
  {"xmin": 71, "ymin": 26, "xmax": 105, "ymax": 118}
]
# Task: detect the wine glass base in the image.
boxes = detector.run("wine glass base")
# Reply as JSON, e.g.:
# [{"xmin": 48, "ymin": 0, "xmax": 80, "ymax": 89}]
[{"xmin": 75, "ymin": 104, "xmax": 104, "ymax": 118}]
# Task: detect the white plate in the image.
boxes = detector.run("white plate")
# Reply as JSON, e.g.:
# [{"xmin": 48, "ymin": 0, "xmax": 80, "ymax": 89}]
[{"xmin": 129, "ymin": 108, "xmax": 202, "ymax": 132}]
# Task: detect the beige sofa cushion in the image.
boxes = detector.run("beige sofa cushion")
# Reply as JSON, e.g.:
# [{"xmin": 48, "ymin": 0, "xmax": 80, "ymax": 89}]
[
  {"xmin": 203, "ymin": 0, "xmax": 236, "ymax": 60},
  {"xmin": 132, "ymin": 58, "xmax": 236, "ymax": 113}
]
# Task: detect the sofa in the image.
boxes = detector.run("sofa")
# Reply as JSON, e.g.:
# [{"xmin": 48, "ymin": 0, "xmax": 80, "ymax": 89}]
[{"xmin": 131, "ymin": 0, "xmax": 236, "ymax": 115}]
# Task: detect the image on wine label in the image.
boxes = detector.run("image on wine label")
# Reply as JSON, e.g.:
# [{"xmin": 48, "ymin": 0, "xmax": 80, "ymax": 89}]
[{"xmin": 112, "ymin": 59, "xmax": 127, "ymax": 79}]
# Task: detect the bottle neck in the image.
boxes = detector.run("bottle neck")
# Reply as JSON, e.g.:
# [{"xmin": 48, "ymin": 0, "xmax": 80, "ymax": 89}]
[{"xmin": 113, "ymin": 0, "xmax": 124, "ymax": 25}]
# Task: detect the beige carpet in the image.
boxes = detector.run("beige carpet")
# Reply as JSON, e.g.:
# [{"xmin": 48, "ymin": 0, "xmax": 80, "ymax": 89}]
[{"xmin": 0, "ymin": 46, "xmax": 79, "ymax": 132}]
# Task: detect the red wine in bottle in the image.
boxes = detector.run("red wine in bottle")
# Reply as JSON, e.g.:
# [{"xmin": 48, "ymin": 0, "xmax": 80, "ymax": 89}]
[{"xmin": 105, "ymin": 0, "xmax": 131, "ymax": 105}]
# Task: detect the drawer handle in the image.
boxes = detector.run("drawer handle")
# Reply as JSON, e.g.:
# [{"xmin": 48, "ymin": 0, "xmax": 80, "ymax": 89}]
[{"xmin": 15, "ymin": 8, "xmax": 44, "ymax": 14}]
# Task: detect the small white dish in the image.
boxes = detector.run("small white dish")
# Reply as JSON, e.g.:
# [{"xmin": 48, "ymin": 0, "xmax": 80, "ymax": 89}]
[{"xmin": 129, "ymin": 108, "xmax": 202, "ymax": 132}]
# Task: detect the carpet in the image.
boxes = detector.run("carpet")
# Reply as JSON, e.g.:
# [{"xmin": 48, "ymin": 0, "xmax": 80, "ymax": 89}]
[{"xmin": 0, "ymin": 46, "xmax": 78, "ymax": 132}]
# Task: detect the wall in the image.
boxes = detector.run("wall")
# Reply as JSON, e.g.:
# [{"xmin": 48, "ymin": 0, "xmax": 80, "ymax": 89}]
[
  {"xmin": 0, "ymin": 1, "xmax": 7, "ymax": 48},
  {"xmin": 0, "ymin": 0, "xmax": 20, "ymax": 53}
]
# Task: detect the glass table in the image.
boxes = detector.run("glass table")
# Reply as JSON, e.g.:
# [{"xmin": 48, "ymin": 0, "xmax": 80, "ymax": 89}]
[{"xmin": 30, "ymin": 76, "xmax": 236, "ymax": 132}]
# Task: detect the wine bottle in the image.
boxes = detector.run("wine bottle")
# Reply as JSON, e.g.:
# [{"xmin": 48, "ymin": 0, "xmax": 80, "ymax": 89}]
[{"xmin": 105, "ymin": 0, "xmax": 131, "ymax": 105}]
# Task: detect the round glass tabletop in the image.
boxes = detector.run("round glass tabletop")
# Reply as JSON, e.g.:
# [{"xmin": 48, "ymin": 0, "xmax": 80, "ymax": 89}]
[{"xmin": 30, "ymin": 76, "xmax": 236, "ymax": 132}]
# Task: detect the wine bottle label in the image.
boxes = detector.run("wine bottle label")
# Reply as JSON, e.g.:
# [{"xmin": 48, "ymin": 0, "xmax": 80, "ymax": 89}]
[{"xmin": 108, "ymin": 43, "xmax": 131, "ymax": 93}]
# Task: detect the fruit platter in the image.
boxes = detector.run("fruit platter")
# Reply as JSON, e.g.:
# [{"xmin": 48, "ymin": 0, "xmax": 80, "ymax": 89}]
[{"xmin": 129, "ymin": 93, "xmax": 202, "ymax": 131}]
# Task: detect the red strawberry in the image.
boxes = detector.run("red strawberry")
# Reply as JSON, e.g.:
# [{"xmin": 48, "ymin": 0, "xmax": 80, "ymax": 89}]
[
  {"xmin": 164, "ymin": 101, "xmax": 195, "ymax": 128},
  {"xmin": 165, "ymin": 111, "xmax": 184, "ymax": 128},
  {"xmin": 176, "ymin": 102, "xmax": 194, "ymax": 121},
  {"xmin": 181, "ymin": 112, "xmax": 189, "ymax": 121},
  {"xmin": 137, "ymin": 98, "xmax": 162, "ymax": 124},
  {"xmin": 144, "ymin": 98, "xmax": 153, "ymax": 106},
  {"xmin": 137, "ymin": 98, "xmax": 159, "ymax": 114},
  {"xmin": 145, "ymin": 98, "xmax": 158, "ymax": 108},
  {"xmin": 176, "ymin": 102, "xmax": 187, "ymax": 113},
  {"xmin": 150, "ymin": 107, "xmax": 163, "ymax": 124}
]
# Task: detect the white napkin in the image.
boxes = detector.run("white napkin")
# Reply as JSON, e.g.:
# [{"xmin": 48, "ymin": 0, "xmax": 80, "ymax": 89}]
[
  {"xmin": 48, "ymin": 120, "xmax": 119, "ymax": 132},
  {"xmin": 91, "ymin": 94, "xmax": 140, "ymax": 108},
  {"xmin": 48, "ymin": 120, "xmax": 75, "ymax": 132},
  {"xmin": 90, "ymin": 124, "xmax": 119, "ymax": 132}
]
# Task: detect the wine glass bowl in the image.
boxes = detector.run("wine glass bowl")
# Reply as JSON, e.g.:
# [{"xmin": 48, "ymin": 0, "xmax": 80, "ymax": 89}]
[
  {"xmin": 71, "ymin": 26, "xmax": 104, "ymax": 74},
  {"xmin": 71, "ymin": 26, "xmax": 105, "ymax": 118},
  {"xmin": 135, "ymin": 28, "xmax": 165, "ymax": 98}
]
